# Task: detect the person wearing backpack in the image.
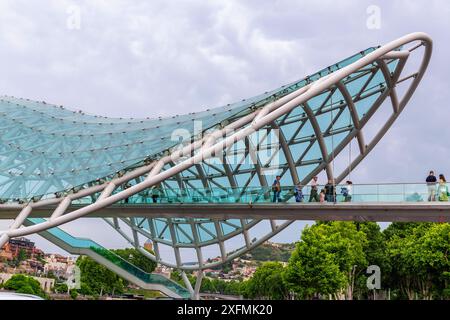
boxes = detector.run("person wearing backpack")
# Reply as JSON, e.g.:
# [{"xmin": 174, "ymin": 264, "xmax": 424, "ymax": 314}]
[
  {"xmin": 272, "ymin": 176, "xmax": 282, "ymax": 203},
  {"xmin": 341, "ymin": 180, "xmax": 353, "ymax": 202}
]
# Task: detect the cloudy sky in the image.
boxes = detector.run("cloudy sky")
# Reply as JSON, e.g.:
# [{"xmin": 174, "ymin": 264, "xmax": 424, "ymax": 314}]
[{"xmin": 1, "ymin": 0, "xmax": 449, "ymax": 260}]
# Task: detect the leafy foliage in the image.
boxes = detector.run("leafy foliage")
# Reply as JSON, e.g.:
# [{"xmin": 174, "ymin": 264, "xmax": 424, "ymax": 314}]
[
  {"xmin": 76, "ymin": 255, "xmax": 125, "ymax": 296},
  {"xmin": 244, "ymin": 262, "xmax": 288, "ymax": 299},
  {"xmin": 3, "ymin": 274, "xmax": 48, "ymax": 299},
  {"xmin": 113, "ymin": 248, "xmax": 157, "ymax": 273},
  {"xmin": 246, "ymin": 243, "xmax": 294, "ymax": 262}
]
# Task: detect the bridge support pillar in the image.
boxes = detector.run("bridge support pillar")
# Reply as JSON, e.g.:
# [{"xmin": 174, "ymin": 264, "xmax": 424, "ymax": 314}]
[
  {"xmin": 193, "ymin": 271, "xmax": 204, "ymax": 300},
  {"xmin": 181, "ymin": 271, "xmax": 194, "ymax": 297},
  {"xmin": 0, "ymin": 233, "xmax": 9, "ymax": 249}
]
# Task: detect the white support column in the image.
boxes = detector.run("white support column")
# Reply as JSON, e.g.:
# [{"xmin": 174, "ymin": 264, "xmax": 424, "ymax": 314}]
[
  {"xmin": 146, "ymin": 160, "xmax": 166, "ymax": 181},
  {"xmin": 167, "ymin": 218, "xmax": 182, "ymax": 268},
  {"xmin": 181, "ymin": 271, "xmax": 194, "ymax": 296},
  {"xmin": 189, "ymin": 219, "xmax": 204, "ymax": 269},
  {"xmin": 270, "ymin": 220, "xmax": 278, "ymax": 232},
  {"xmin": 147, "ymin": 218, "xmax": 161, "ymax": 262},
  {"xmin": 336, "ymin": 81, "xmax": 367, "ymax": 154},
  {"xmin": 241, "ymin": 219, "xmax": 251, "ymax": 248},
  {"xmin": 214, "ymin": 220, "xmax": 227, "ymax": 262},
  {"xmin": 98, "ymin": 183, "xmax": 116, "ymax": 201},
  {"xmin": 0, "ymin": 234, "xmax": 9, "ymax": 250},
  {"xmin": 193, "ymin": 270, "xmax": 204, "ymax": 300},
  {"xmin": 302, "ymin": 102, "xmax": 334, "ymax": 179},
  {"xmin": 130, "ymin": 218, "xmax": 140, "ymax": 248},
  {"xmin": 271, "ymin": 122, "xmax": 300, "ymax": 184},
  {"xmin": 50, "ymin": 197, "xmax": 71, "ymax": 220}
]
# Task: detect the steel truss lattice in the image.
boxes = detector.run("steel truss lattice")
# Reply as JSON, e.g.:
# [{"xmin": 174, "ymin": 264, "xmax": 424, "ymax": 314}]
[{"xmin": 0, "ymin": 33, "xmax": 432, "ymax": 271}]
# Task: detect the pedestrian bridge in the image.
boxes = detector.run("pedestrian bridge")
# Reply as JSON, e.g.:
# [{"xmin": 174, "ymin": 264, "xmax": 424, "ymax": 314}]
[
  {"xmin": 0, "ymin": 32, "xmax": 437, "ymax": 293},
  {"xmin": 1, "ymin": 183, "xmax": 449, "ymax": 222}
]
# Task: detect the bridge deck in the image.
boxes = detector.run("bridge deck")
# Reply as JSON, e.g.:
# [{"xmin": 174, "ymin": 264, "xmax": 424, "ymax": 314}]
[{"xmin": 1, "ymin": 202, "xmax": 450, "ymax": 222}]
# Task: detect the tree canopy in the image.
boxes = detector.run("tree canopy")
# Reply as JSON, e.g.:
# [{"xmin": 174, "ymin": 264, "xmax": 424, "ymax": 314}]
[{"xmin": 3, "ymin": 274, "xmax": 48, "ymax": 299}]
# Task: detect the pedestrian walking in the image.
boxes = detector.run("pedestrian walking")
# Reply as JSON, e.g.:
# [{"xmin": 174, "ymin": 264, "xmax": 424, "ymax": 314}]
[
  {"xmin": 309, "ymin": 176, "xmax": 320, "ymax": 202},
  {"xmin": 272, "ymin": 176, "xmax": 282, "ymax": 203},
  {"xmin": 294, "ymin": 184, "xmax": 304, "ymax": 203}
]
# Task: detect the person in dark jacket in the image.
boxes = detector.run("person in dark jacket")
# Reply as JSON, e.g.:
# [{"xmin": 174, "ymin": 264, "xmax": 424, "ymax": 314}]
[
  {"xmin": 324, "ymin": 179, "xmax": 336, "ymax": 202},
  {"xmin": 426, "ymin": 170, "xmax": 437, "ymax": 201}
]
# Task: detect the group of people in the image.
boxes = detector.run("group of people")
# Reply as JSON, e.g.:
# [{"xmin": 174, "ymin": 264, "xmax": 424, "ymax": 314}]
[
  {"xmin": 271, "ymin": 175, "xmax": 353, "ymax": 203},
  {"xmin": 271, "ymin": 170, "xmax": 450, "ymax": 204},
  {"xmin": 426, "ymin": 171, "xmax": 449, "ymax": 201}
]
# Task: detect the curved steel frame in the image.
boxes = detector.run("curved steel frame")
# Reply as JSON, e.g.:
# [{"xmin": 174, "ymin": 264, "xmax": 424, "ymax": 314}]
[{"xmin": 0, "ymin": 32, "xmax": 432, "ymax": 271}]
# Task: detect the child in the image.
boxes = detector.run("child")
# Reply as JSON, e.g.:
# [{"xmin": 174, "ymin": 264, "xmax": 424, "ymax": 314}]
[{"xmin": 319, "ymin": 189, "xmax": 326, "ymax": 203}]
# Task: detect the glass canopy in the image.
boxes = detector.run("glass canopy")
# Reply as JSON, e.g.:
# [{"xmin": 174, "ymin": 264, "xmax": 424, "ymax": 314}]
[{"xmin": 0, "ymin": 45, "xmax": 399, "ymax": 202}]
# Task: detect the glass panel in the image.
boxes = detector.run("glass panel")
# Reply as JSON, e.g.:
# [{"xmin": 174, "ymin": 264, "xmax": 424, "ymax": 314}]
[
  {"xmin": 25, "ymin": 218, "xmax": 191, "ymax": 298},
  {"xmin": 0, "ymin": 47, "xmax": 381, "ymax": 202}
]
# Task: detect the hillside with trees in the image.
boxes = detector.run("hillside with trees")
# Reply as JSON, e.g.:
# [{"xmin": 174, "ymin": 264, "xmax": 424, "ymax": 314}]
[{"xmin": 244, "ymin": 242, "xmax": 295, "ymax": 262}]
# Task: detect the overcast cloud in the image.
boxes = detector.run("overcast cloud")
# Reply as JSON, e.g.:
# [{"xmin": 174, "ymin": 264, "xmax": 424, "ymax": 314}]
[{"xmin": 1, "ymin": 0, "xmax": 450, "ymax": 259}]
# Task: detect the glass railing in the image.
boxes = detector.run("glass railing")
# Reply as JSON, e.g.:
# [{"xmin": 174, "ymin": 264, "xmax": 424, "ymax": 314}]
[
  {"xmin": 27, "ymin": 218, "xmax": 102, "ymax": 248},
  {"xmin": 26, "ymin": 218, "xmax": 191, "ymax": 299},
  {"xmin": 90, "ymin": 247, "xmax": 190, "ymax": 298},
  {"xmin": 71, "ymin": 183, "xmax": 450, "ymax": 205}
]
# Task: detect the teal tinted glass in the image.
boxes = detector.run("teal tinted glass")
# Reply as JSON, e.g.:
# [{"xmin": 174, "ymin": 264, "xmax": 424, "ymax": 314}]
[{"xmin": 1, "ymin": 46, "xmax": 390, "ymax": 202}]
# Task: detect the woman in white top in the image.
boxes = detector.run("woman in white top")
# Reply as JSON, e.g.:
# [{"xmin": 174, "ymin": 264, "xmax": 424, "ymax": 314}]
[{"xmin": 342, "ymin": 180, "xmax": 353, "ymax": 202}]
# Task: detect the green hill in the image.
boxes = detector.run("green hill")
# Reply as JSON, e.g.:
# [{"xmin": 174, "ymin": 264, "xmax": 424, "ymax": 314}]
[{"xmin": 244, "ymin": 242, "xmax": 295, "ymax": 262}]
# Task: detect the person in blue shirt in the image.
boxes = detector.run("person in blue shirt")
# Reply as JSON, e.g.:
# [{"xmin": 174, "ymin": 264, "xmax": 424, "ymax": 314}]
[
  {"xmin": 294, "ymin": 184, "xmax": 304, "ymax": 203},
  {"xmin": 272, "ymin": 176, "xmax": 282, "ymax": 203}
]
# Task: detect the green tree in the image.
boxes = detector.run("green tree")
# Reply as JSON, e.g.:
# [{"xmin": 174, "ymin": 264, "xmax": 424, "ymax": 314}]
[
  {"xmin": 353, "ymin": 222, "xmax": 389, "ymax": 300},
  {"xmin": 76, "ymin": 256, "xmax": 125, "ymax": 296},
  {"xmin": 12, "ymin": 248, "xmax": 29, "ymax": 267},
  {"xmin": 54, "ymin": 283, "xmax": 69, "ymax": 294},
  {"xmin": 17, "ymin": 248, "xmax": 28, "ymax": 262},
  {"xmin": 284, "ymin": 222, "xmax": 367, "ymax": 300},
  {"xmin": 70, "ymin": 289, "xmax": 79, "ymax": 300},
  {"xmin": 244, "ymin": 262, "xmax": 288, "ymax": 299},
  {"xmin": 386, "ymin": 223, "xmax": 450, "ymax": 300},
  {"xmin": 113, "ymin": 248, "xmax": 157, "ymax": 273},
  {"xmin": 3, "ymin": 274, "xmax": 47, "ymax": 299}
]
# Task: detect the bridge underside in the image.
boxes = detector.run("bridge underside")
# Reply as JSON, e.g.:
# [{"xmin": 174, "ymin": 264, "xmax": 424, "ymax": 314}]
[{"xmin": 2, "ymin": 203, "xmax": 450, "ymax": 222}]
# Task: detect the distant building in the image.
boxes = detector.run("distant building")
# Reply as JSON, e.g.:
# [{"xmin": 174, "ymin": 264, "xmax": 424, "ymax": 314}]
[
  {"xmin": 4, "ymin": 238, "xmax": 43, "ymax": 260},
  {"xmin": 0, "ymin": 247, "xmax": 13, "ymax": 261},
  {"xmin": 44, "ymin": 254, "xmax": 76, "ymax": 279}
]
